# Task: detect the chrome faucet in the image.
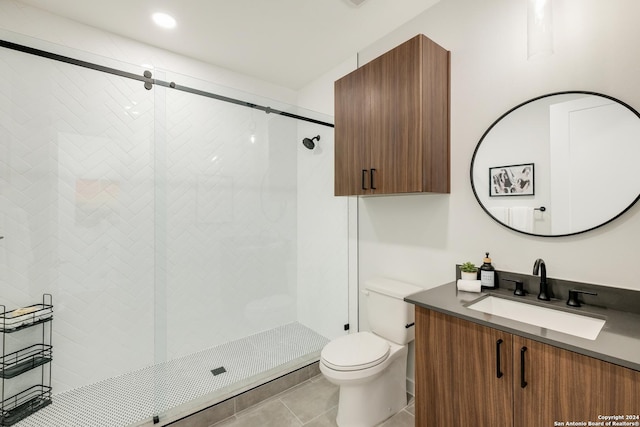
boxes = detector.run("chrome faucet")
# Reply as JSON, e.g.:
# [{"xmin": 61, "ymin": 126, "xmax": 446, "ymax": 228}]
[{"xmin": 533, "ymin": 258, "xmax": 550, "ymax": 301}]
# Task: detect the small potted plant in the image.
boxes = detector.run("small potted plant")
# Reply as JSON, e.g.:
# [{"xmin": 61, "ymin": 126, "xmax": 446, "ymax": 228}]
[{"xmin": 460, "ymin": 262, "xmax": 478, "ymax": 280}]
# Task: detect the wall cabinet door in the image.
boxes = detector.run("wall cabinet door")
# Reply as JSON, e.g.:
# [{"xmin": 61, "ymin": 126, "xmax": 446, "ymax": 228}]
[
  {"xmin": 415, "ymin": 307, "xmax": 513, "ymax": 426},
  {"xmin": 514, "ymin": 336, "xmax": 640, "ymax": 427},
  {"xmin": 334, "ymin": 34, "xmax": 450, "ymax": 196},
  {"xmin": 366, "ymin": 35, "xmax": 423, "ymax": 195},
  {"xmin": 334, "ymin": 65, "xmax": 370, "ymax": 196}
]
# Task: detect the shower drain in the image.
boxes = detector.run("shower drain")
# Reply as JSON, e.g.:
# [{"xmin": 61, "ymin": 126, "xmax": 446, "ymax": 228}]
[{"xmin": 211, "ymin": 366, "xmax": 227, "ymax": 376}]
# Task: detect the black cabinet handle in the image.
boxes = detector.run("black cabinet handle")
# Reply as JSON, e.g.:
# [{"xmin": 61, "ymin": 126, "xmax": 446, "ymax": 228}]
[
  {"xmin": 520, "ymin": 346, "xmax": 528, "ymax": 388},
  {"xmin": 496, "ymin": 339, "xmax": 504, "ymax": 378},
  {"xmin": 361, "ymin": 169, "xmax": 368, "ymax": 190},
  {"xmin": 370, "ymin": 168, "xmax": 377, "ymax": 190}
]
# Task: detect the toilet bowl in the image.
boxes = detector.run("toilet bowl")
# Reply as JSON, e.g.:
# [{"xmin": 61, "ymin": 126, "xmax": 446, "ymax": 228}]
[
  {"xmin": 319, "ymin": 278, "xmax": 422, "ymax": 427},
  {"xmin": 320, "ymin": 332, "xmax": 408, "ymax": 426}
]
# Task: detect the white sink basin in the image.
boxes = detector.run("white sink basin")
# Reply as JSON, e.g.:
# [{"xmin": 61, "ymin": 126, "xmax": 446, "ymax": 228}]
[{"xmin": 467, "ymin": 296, "xmax": 605, "ymax": 340}]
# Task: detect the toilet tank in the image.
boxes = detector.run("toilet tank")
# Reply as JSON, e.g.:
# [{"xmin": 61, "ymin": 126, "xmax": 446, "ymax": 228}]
[{"xmin": 365, "ymin": 278, "xmax": 423, "ymax": 345}]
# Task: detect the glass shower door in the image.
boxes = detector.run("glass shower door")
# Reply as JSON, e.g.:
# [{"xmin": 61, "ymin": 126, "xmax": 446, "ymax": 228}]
[
  {"xmin": 150, "ymin": 70, "xmax": 349, "ymax": 422},
  {"xmin": 0, "ymin": 30, "xmax": 157, "ymax": 426}
]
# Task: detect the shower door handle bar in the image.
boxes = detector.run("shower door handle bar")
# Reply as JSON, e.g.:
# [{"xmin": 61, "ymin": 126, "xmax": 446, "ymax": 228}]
[{"xmin": 361, "ymin": 169, "xmax": 368, "ymax": 190}]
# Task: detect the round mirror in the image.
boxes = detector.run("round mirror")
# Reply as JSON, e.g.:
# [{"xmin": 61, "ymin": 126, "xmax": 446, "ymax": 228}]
[{"xmin": 471, "ymin": 91, "xmax": 640, "ymax": 237}]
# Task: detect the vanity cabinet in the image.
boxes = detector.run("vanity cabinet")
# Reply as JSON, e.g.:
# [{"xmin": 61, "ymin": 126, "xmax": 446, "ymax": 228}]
[
  {"xmin": 415, "ymin": 307, "xmax": 640, "ymax": 427},
  {"xmin": 334, "ymin": 34, "xmax": 450, "ymax": 196}
]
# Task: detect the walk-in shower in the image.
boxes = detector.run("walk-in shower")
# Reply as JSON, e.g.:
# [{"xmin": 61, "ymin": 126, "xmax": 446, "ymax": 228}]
[{"xmin": 0, "ymin": 29, "xmax": 348, "ymax": 426}]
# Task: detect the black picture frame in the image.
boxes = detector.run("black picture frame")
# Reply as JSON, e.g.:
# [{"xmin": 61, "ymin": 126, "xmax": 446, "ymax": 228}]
[{"xmin": 489, "ymin": 163, "xmax": 534, "ymax": 197}]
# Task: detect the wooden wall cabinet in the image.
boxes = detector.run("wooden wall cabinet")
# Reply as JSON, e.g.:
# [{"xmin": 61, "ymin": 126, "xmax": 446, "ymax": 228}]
[
  {"xmin": 334, "ymin": 34, "xmax": 450, "ymax": 196},
  {"xmin": 415, "ymin": 307, "xmax": 640, "ymax": 427}
]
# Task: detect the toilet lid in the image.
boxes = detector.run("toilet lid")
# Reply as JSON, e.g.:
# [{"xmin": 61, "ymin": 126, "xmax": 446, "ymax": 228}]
[{"xmin": 321, "ymin": 332, "xmax": 390, "ymax": 371}]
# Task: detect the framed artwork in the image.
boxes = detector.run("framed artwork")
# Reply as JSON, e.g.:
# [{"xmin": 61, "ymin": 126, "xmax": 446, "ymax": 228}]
[{"xmin": 489, "ymin": 163, "xmax": 534, "ymax": 196}]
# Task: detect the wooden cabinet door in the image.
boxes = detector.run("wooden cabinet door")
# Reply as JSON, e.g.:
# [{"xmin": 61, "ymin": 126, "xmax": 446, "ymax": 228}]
[
  {"xmin": 368, "ymin": 35, "xmax": 423, "ymax": 195},
  {"xmin": 334, "ymin": 67, "xmax": 370, "ymax": 196},
  {"xmin": 415, "ymin": 308, "xmax": 513, "ymax": 427},
  {"xmin": 514, "ymin": 336, "xmax": 640, "ymax": 427}
]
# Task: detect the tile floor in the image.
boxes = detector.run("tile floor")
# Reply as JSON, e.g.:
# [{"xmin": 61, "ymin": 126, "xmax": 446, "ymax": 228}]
[{"xmin": 211, "ymin": 375, "xmax": 415, "ymax": 427}]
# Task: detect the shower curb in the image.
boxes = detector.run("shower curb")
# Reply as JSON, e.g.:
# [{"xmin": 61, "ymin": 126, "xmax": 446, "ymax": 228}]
[{"xmin": 141, "ymin": 361, "xmax": 321, "ymax": 427}]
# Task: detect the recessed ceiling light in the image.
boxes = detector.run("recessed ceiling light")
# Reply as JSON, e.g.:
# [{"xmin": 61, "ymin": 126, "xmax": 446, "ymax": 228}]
[{"xmin": 152, "ymin": 12, "xmax": 176, "ymax": 29}]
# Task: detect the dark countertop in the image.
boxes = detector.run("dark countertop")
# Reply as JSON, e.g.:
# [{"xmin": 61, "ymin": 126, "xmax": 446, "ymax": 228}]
[{"xmin": 406, "ymin": 281, "xmax": 640, "ymax": 372}]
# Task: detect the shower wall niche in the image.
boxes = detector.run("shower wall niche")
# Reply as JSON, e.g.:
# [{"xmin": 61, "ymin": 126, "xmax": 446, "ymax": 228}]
[{"xmin": 0, "ymin": 31, "xmax": 347, "ymax": 426}]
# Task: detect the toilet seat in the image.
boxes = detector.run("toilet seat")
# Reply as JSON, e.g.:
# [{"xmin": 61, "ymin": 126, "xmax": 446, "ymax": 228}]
[{"xmin": 321, "ymin": 332, "xmax": 390, "ymax": 371}]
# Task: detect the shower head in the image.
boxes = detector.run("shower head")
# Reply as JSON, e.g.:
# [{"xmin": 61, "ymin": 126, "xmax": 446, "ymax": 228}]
[{"xmin": 302, "ymin": 135, "xmax": 320, "ymax": 150}]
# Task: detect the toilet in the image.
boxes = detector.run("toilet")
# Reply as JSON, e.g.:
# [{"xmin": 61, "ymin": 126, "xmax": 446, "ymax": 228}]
[{"xmin": 320, "ymin": 278, "xmax": 422, "ymax": 427}]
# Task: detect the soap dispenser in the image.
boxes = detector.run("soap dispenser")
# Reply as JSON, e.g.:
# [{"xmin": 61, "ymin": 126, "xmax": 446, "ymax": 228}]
[{"xmin": 480, "ymin": 252, "xmax": 495, "ymax": 289}]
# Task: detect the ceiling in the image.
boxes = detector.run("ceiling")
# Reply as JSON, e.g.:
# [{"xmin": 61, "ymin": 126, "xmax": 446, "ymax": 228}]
[{"xmin": 17, "ymin": 0, "xmax": 440, "ymax": 90}]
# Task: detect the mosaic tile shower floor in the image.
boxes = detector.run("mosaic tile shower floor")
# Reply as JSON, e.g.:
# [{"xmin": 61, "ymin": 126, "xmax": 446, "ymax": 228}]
[{"xmin": 15, "ymin": 322, "xmax": 329, "ymax": 427}]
